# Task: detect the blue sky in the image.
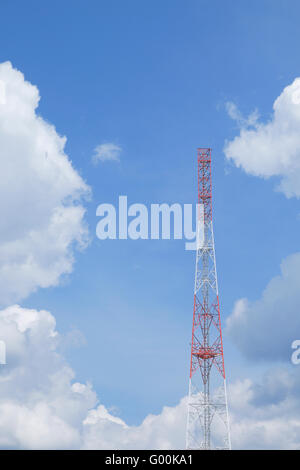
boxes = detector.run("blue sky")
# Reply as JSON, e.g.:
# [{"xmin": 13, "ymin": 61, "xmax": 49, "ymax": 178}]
[{"xmin": 1, "ymin": 0, "xmax": 300, "ymax": 447}]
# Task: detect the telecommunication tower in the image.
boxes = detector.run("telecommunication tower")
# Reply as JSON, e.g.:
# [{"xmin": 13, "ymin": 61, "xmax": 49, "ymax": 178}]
[{"xmin": 186, "ymin": 148, "xmax": 231, "ymax": 450}]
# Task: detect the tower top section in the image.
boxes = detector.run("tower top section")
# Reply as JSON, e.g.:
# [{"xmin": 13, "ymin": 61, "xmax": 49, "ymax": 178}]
[{"xmin": 197, "ymin": 148, "xmax": 212, "ymax": 223}]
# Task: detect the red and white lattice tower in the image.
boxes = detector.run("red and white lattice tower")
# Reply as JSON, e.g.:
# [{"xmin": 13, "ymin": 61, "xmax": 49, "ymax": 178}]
[{"xmin": 186, "ymin": 148, "xmax": 231, "ymax": 450}]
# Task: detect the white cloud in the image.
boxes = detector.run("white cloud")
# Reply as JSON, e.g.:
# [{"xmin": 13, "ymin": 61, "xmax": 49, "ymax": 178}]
[
  {"xmin": 228, "ymin": 369, "xmax": 300, "ymax": 450},
  {"xmin": 224, "ymin": 78, "xmax": 300, "ymax": 197},
  {"xmin": 82, "ymin": 398, "xmax": 188, "ymax": 450},
  {"xmin": 0, "ymin": 304, "xmax": 188, "ymax": 449},
  {"xmin": 82, "ymin": 369, "xmax": 300, "ymax": 450},
  {"xmin": 0, "ymin": 61, "xmax": 90, "ymax": 305},
  {"xmin": 226, "ymin": 251, "xmax": 300, "ymax": 362},
  {"xmin": 92, "ymin": 143, "xmax": 122, "ymax": 164},
  {"xmin": 225, "ymin": 101, "xmax": 259, "ymax": 128},
  {"xmin": 0, "ymin": 61, "xmax": 192, "ymax": 450},
  {"xmin": 0, "ymin": 304, "xmax": 299, "ymax": 449},
  {"xmin": 0, "ymin": 305, "xmax": 96, "ymax": 449}
]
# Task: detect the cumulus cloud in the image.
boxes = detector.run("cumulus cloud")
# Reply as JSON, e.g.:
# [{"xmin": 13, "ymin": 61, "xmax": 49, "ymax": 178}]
[
  {"xmin": 92, "ymin": 143, "xmax": 122, "ymax": 164},
  {"xmin": 82, "ymin": 398, "xmax": 188, "ymax": 450},
  {"xmin": 0, "ymin": 61, "xmax": 90, "ymax": 305},
  {"xmin": 0, "ymin": 304, "xmax": 188, "ymax": 449},
  {"xmin": 226, "ymin": 251, "xmax": 300, "ymax": 362},
  {"xmin": 228, "ymin": 369, "xmax": 300, "ymax": 450},
  {"xmin": 0, "ymin": 61, "xmax": 189, "ymax": 450},
  {"xmin": 224, "ymin": 78, "xmax": 300, "ymax": 197},
  {"xmin": 0, "ymin": 305, "xmax": 96, "ymax": 449},
  {"xmin": 0, "ymin": 305, "xmax": 299, "ymax": 449}
]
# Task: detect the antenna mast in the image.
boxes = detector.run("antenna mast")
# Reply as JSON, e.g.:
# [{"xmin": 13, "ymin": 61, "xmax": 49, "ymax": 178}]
[{"xmin": 186, "ymin": 148, "xmax": 231, "ymax": 450}]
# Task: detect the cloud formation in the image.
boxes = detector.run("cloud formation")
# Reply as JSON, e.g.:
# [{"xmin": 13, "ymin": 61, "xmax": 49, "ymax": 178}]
[
  {"xmin": 226, "ymin": 251, "xmax": 300, "ymax": 362},
  {"xmin": 228, "ymin": 370, "xmax": 300, "ymax": 450},
  {"xmin": 92, "ymin": 143, "xmax": 122, "ymax": 164},
  {"xmin": 0, "ymin": 304, "xmax": 188, "ymax": 449},
  {"xmin": 0, "ymin": 305, "xmax": 298, "ymax": 450},
  {"xmin": 0, "ymin": 62, "xmax": 191, "ymax": 450},
  {"xmin": 0, "ymin": 62, "xmax": 90, "ymax": 305},
  {"xmin": 224, "ymin": 78, "xmax": 300, "ymax": 197},
  {"xmin": 0, "ymin": 305, "xmax": 96, "ymax": 449}
]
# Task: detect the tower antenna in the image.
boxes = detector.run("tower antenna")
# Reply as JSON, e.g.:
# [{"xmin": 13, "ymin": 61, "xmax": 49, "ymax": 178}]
[{"xmin": 186, "ymin": 148, "xmax": 231, "ymax": 450}]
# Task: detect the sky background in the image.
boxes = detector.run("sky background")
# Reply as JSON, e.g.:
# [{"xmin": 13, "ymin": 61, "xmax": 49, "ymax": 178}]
[{"xmin": 0, "ymin": 0, "xmax": 300, "ymax": 448}]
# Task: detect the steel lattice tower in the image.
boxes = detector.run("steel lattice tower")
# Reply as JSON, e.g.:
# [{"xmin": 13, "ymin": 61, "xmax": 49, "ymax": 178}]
[{"xmin": 186, "ymin": 148, "xmax": 231, "ymax": 450}]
